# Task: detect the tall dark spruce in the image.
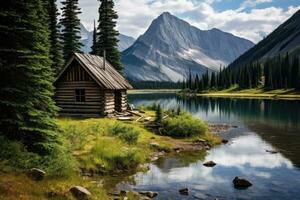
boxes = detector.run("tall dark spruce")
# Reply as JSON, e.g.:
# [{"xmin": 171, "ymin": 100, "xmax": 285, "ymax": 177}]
[
  {"xmin": 0, "ymin": 0, "xmax": 58, "ymax": 154},
  {"xmin": 183, "ymin": 53, "xmax": 300, "ymax": 91},
  {"xmin": 60, "ymin": 0, "xmax": 82, "ymax": 61},
  {"xmin": 46, "ymin": 0, "xmax": 64, "ymax": 75},
  {"xmin": 91, "ymin": 19, "xmax": 97, "ymax": 55},
  {"xmin": 94, "ymin": 0, "xmax": 122, "ymax": 73}
]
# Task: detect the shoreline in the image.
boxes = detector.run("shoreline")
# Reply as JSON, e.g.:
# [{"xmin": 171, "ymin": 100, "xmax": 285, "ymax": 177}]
[
  {"xmin": 179, "ymin": 88, "xmax": 300, "ymax": 100},
  {"xmin": 197, "ymin": 93, "xmax": 300, "ymax": 100},
  {"xmin": 128, "ymin": 89, "xmax": 180, "ymax": 94}
]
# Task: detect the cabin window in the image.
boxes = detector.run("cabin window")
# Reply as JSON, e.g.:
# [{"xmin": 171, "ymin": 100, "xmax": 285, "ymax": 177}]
[{"xmin": 75, "ymin": 89, "xmax": 85, "ymax": 102}]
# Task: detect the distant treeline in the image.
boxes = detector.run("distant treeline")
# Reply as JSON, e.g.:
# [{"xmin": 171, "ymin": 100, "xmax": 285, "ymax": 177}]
[
  {"xmin": 130, "ymin": 80, "xmax": 183, "ymax": 89},
  {"xmin": 183, "ymin": 53, "xmax": 300, "ymax": 91}
]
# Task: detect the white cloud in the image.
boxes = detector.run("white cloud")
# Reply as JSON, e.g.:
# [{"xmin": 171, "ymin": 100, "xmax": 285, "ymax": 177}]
[
  {"xmin": 58, "ymin": 0, "xmax": 300, "ymax": 43},
  {"xmin": 185, "ymin": 4, "xmax": 300, "ymax": 42},
  {"xmin": 238, "ymin": 0, "xmax": 273, "ymax": 12}
]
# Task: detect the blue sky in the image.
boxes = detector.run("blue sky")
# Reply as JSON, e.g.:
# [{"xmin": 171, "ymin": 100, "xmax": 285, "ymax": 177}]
[
  {"xmin": 213, "ymin": 0, "xmax": 299, "ymax": 11},
  {"xmin": 58, "ymin": 0, "xmax": 300, "ymax": 43}
]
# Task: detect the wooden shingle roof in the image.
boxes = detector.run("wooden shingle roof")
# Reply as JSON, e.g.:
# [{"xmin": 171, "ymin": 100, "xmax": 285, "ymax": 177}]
[{"xmin": 56, "ymin": 53, "xmax": 133, "ymax": 90}]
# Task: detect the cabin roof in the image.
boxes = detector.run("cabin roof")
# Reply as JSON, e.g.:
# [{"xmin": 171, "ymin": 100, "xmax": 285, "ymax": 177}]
[{"xmin": 56, "ymin": 53, "xmax": 133, "ymax": 90}]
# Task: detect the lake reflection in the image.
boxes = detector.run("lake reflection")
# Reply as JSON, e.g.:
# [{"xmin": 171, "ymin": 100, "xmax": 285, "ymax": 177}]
[{"xmin": 122, "ymin": 93, "xmax": 300, "ymax": 199}]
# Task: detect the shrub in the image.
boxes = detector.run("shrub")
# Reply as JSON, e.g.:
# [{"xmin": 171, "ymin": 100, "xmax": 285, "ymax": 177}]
[
  {"xmin": 108, "ymin": 123, "xmax": 139, "ymax": 145},
  {"xmin": 119, "ymin": 131, "xmax": 139, "ymax": 145},
  {"xmin": 86, "ymin": 138, "xmax": 144, "ymax": 171},
  {"xmin": 162, "ymin": 113, "xmax": 208, "ymax": 138},
  {"xmin": 0, "ymin": 136, "xmax": 76, "ymax": 177}
]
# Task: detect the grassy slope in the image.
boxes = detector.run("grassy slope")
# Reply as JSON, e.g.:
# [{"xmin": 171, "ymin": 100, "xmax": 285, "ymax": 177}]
[
  {"xmin": 197, "ymin": 86, "xmax": 300, "ymax": 100},
  {"xmin": 0, "ymin": 111, "xmax": 220, "ymax": 200}
]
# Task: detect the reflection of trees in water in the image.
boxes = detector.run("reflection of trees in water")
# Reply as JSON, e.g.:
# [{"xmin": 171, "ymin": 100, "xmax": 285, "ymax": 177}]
[
  {"xmin": 155, "ymin": 151, "xmax": 206, "ymax": 172},
  {"xmin": 129, "ymin": 93, "xmax": 300, "ymax": 128},
  {"xmin": 129, "ymin": 93, "xmax": 300, "ymax": 129},
  {"xmin": 178, "ymin": 97, "xmax": 300, "ymax": 129},
  {"xmin": 248, "ymin": 122, "xmax": 300, "ymax": 168}
]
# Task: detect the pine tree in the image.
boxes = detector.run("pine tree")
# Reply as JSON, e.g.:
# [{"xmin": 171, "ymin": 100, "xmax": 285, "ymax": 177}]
[
  {"xmin": 0, "ymin": 0, "xmax": 58, "ymax": 154},
  {"xmin": 194, "ymin": 74, "xmax": 199, "ymax": 91},
  {"xmin": 91, "ymin": 19, "xmax": 97, "ymax": 54},
  {"xmin": 60, "ymin": 0, "xmax": 82, "ymax": 61},
  {"xmin": 95, "ymin": 0, "xmax": 122, "ymax": 72},
  {"xmin": 211, "ymin": 72, "xmax": 216, "ymax": 88},
  {"xmin": 187, "ymin": 68, "xmax": 192, "ymax": 89},
  {"xmin": 155, "ymin": 104, "xmax": 162, "ymax": 124},
  {"xmin": 45, "ymin": 0, "xmax": 64, "ymax": 75}
]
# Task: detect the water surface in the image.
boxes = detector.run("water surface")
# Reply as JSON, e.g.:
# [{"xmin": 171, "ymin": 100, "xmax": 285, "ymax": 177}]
[{"xmin": 117, "ymin": 93, "xmax": 300, "ymax": 199}]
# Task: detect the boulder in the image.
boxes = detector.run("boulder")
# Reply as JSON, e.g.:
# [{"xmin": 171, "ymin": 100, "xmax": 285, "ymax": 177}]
[
  {"xmin": 194, "ymin": 138, "xmax": 206, "ymax": 143},
  {"xmin": 151, "ymin": 156, "xmax": 159, "ymax": 162},
  {"xmin": 179, "ymin": 188, "xmax": 189, "ymax": 195},
  {"xmin": 119, "ymin": 190, "xmax": 127, "ymax": 196},
  {"xmin": 69, "ymin": 186, "xmax": 91, "ymax": 200},
  {"xmin": 128, "ymin": 104, "xmax": 135, "ymax": 111},
  {"xmin": 27, "ymin": 168, "xmax": 46, "ymax": 181},
  {"xmin": 233, "ymin": 177, "xmax": 252, "ymax": 189},
  {"xmin": 203, "ymin": 161, "xmax": 216, "ymax": 167},
  {"xmin": 266, "ymin": 150, "xmax": 278, "ymax": 154},
  {"xmin": 139, "ymin": 191, "xmax": 158, "ymax": 198},
  {"xmin": 221, "ymin": 139, "xmax": 229, "ymax": 144},
  {"xmin": 204, "ymin": 145, "xmax": 211, "ymax": 150},
  {"xmin": 149, "ymin": 142, "xmax": 160, "ymax": 148}
]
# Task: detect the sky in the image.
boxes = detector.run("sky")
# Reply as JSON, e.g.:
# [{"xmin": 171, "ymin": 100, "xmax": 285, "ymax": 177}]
[{"xmin": 58, "ymin": 0, "xmax": 300, "ymax": 43}]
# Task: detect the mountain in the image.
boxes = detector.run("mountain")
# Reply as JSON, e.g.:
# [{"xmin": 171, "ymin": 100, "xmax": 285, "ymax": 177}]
[
  {"xmin": 229, "ymin": 10, "xmax": 300, "ymax": 68},
  {"xmin": 122, "ymin": 12, "xmax": 254, "ymax": 82},
  {"xmin": 80, "ymin": 23, "xmax": 90, "ymax": 41},
  {"xmin": 118, "ymin": 34, "xmax": 136, "ymax": 52},
  {"xmin": 79, "ymin": 23, "xmax": 135, "ymax": 53}
]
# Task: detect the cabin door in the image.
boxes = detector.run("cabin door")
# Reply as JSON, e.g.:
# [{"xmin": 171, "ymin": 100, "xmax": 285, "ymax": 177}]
[{"xmin": 114, "ymin": 90, "xmax": 126, "ymax": 112}]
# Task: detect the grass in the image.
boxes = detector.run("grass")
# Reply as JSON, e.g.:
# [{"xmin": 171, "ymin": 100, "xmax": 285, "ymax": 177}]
[
  {"xmin": 0, "ymin": 136, "xmax": 76, "ymax": 178},
  {"xmin": 196, "ymin": 85, "xmax": 300, "ymax": 100},
  {"xmin": 0, "ymin": 172, "xmax": 108, "ymax": 200},
  {"xmin": 108, "ymin": 122, "xmax": 140, "ymax": 145},
  {"xmin": 79, "ymin": 137, "xmax": 145, "ymax": 173},
  {"xmin": 0, "ymin": 110, "xmax": 221, "ymax": 200}
]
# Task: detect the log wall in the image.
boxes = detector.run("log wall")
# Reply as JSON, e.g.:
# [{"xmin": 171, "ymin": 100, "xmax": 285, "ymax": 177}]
[
  {"xmin": 103, "ymin": 90, "xmax": 115, "ymax": 115},
  {"xmin": 55, "ymin": 81, "xmax": 104, "ymax": 116},
  {"xmin": 55, "ymin": 59, "xmax": 128, "ymax": 117}
]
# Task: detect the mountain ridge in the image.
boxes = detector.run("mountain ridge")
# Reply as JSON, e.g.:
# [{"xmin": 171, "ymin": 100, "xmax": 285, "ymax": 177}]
[
  {"xmin": 229, "ymin": 9, "xmax": 300, "ymax": 68},
  {"xmin": 79, "ymin": 23, "xmax": 135, "ymax": 53},
  {"xmin": 122, "ymin": 12, "xmax": 254, "ymax": 82}
]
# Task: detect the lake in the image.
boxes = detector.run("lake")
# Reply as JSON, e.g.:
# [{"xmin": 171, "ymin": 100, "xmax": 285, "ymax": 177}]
[{"xmin": 116, "ymin": 93, "xmax": 300, "ymax": 200}]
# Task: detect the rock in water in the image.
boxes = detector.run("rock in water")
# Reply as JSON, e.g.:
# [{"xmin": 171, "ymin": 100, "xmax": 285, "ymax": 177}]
[
  {"xmin": 27, "ymin": 168, "xmax": 46, "ymax": 181},
  {"xmin": 139, "ymin": 191, "xmax": 158, "ymax": 198},
  {"xmin": 233, "ymin": 177, "xmax": 252, "ymax": 189},
  {"xmin": 221, "ymin": 139, "xmax": 229, "ymax": 144},
  {"xmin": 179, "ymin": 188, "xmax": 189, "ymax": 195},
  {"xmin": 69, "ymin": 186, "xmax": 91, "ymax": 200},
  {"xmin": 266, "ymin": 150, "xmax": 278, "ymax": 154},
  {"xmin": 203, "ymin": 161, "xmax": 217, "ymax": 167}
]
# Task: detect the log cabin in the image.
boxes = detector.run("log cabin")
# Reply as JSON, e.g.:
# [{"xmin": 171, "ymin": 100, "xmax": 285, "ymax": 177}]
[{"xmin": 54, "ymin": 53, "xmax": 133, "ymax": 117}]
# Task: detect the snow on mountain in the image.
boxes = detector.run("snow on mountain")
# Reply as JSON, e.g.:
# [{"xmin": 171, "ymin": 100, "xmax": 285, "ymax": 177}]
[
  {"xmin": 79, "ymin": 23, "xmax": 135, "ymax": 53},
  {"xmin": 122, "ymin": 12, "xmax": 254, "ymax": 82}
]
